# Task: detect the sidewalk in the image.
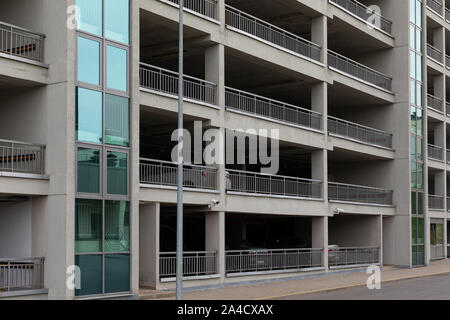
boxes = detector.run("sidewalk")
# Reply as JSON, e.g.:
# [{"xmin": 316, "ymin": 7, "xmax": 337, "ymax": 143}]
[{"xmin": 145, "ymin": 259, "xmax": 450, "ymax": 300}]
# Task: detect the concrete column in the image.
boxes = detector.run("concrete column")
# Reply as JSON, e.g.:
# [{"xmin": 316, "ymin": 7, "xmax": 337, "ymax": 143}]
[
  {"xmin": 139, "ymin": 203, "xmax": 160, "ymax": 289},
  {"xmin": 312, "ymin": 216, "xmax": 328, "ymax": 269},
  {"xmin": 311, "ymin": 15, "xmax": 327, "ymax": 65},
  {"xmin": 444, "ymin": 220, "xmax": 448, "ymax": 258},
  {"xmin": 205, "ymin": 44, "xmax": 226, "ymax": 204},
  {"xmin": 312, "ymin": 149, "xmax": 328, "ymax": 201},
  {"xmin": 311, "ymin": 82, "xmax": 327, "ymax": 133},
  {"xmin": 217, "ymin": 0, "xmax": 225, "ymax": 29},
  {"xmin": 205, "ymin": 211, "xmax": 225, "ymax": 281},
  {"xmin": 369, "ymin": 215, "xmax": 383, "ymax": 266}
]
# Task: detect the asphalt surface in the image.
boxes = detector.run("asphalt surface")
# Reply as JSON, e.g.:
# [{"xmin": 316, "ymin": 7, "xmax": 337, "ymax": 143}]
[{"xmin": 276, "ymin": 273, "xmax": 450, "ymax": 300}]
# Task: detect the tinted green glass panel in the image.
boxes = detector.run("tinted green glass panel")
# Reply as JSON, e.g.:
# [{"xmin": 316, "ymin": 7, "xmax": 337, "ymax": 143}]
[
  {"xmin": 411, "ymin": 192, "xmax": 417, "ymax": 215},
  {"xmin": 106, "ymin": 45, "xmax": 127, "ymax": 92},
  {"xmin": 416, "ymin": 137, "xmax": 423, "ymax": 160},
  {"xmin": 107, "ymin": 151, "xmax": 127, "ymax": 195},
  {"xmin": 411, "ymin": 135, "xmax": 416, "ymax": 158},
  {"xmin": 105, "ymin": 94, "xmax": 129, "ymax": 147},
  {"xmin": 416, "ymin": 108, "xmax": 423, "ymax": 135},
  {"xmin": 431, "ymin": 224, "xmax": 437, "ymax": 245},
  {"xmin": 437, "ymin": 224, "xmax": 443, "ymax": 244},
  {"xmin": 75, "ymin": 255, "xmax": 102, "ymax": 296},
  {"xmin": 417, "ymin": 218, "xmax": 424, "ymax": 244},
  {"xmin": 75, "ymin": 199, "xmax": 102, "ymax": 253},
  {"xmin": 105, "ymin": 254, "xmax": 130, "ymax": 293},
  {"xmin": 410, "ymin": 107, "xmax": 417, "ymax": 134},
  {"xmin": 411, "ymin": 161, "xmax": 417, "ymax": 188},
  {"xmin": 105, "ymin": 201, "xmax": 130, "ymax": 252},
  {"xmin": 77, "ymin": 148, "xmax": 100, "ymax": 193},
  {"xmin": 412, "ymin": 218, "xmax": 417, "ymax": 244},
  {"xmin": 416, "ymin": 162, "xmax": 423, "ymax": 189},
  {"xmin": 77, "ymin": 36, "xmax": 100, "ymax": 86},
  {"xmin": 105, "ymin": 0, "xmax": 129, "ymax": 44},
  {"xmin": 76, "ymin": 0, "xmax": 102, "ymax": 36},
  {"xmin": 76, "ymin": 88, "xmax": 103, "ymax": 144},
  {"xmin": 417, "ymin": 192, "xmax": 423, "ymax": 214}
]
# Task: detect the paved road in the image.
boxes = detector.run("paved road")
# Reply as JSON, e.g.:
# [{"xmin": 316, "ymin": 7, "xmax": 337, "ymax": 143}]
[{"xmin": 276, "ymin": 273, "xmax": 450, "ymax": 300}]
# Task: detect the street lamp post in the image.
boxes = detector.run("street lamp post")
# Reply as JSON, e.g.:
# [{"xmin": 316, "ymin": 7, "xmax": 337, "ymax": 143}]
[{"xmin": 176, "ymin": 0, "xmax": 184, "ymax": 301}]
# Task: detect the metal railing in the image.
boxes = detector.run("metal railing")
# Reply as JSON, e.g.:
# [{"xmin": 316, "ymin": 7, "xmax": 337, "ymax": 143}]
[
  {"xmin": 225, "ymin": 87, "xmax": 322, "ymax": 131},
  {"xmin": 328, "ymin": 182, "xmax": 393, "ymax": 205},
  {"xmin": 328, "ymin": 247, "xmax": 380, "ymax": 267},
  {"xmin": 427, "ymin": 43, "xmax": 443, "ymax": 63},
  {"xmin": 428, "ymin": 144, "xmax": 444, "ymax": 161},
  {"xmin": 225, "ymin": 5, "xmax": 321, "ymax": 62},
  {"xmin": 226, "ymin": 169, "xmax": 322, "ymax": 199},
  {"xmin": 160, "ymin": 251, "xmax": 217, "ymax": 278},
  {"xmin": 328, "ymin": 50, "xmax": 392, "ymax": 91},
  {"xmin": 140, "ymin": 158, "xmax": 218, "ymax": 190},
  {"xmin": 0, "ymin": 22, "xmax": 45, "ymax": 62},
  {"xmin": 446, "ymin": 54, "xmax": 450, "ymax": 69},
  {"xmin": 446, "ymin": 7, "xmax": 450, "ymax": 21},
  {"xmin": 161, "ymin": 0, "xmax": 218, "ymax": 20},
  {"xmin": 328, "ymin": 116, "xmax": 392, "ymax": 148},
  {"xmin": 427, "ymin": 0, "xmax": 443, "ymax": 16},
  {"xmin": 139, "ymin": 63, "xmax": 217, "ymax": 105},
  {"xmin": 446, "ymin": 102, "xmax": 450, "ymax": 115},
  {"xmin": 329, "ymin": 0, "xmax": 392, "ymax": 35},
  {"xmin": 429, "ymin": 195, "xmax": 445, "ymax": 210},
  {"xmin": 226, "ymin": 248, "xmax": 323, "ymax": 274},
  {"xmin": 0, "ymin": 140, "xmax": 45, "ymax": 175},
  {"xmin": 0, "ymin": 257, "xmax": 45, "ymax": 292},
  {"xmin": 427, "ymin": 94, "xmax": 443, "ymax": 112}
]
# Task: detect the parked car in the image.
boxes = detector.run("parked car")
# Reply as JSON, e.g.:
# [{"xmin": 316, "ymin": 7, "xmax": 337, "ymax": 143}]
[{"xmin": 328, "ymin": 244, "xmax": 340, "ymax": 265}]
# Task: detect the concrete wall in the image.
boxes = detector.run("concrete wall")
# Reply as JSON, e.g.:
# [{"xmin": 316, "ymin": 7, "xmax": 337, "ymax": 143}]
[
  {"xmin": 0, "ymin": 201, "xmax": 32, "ymax": 258},
  {"xmin": 329, "ymin": 215, "xmax": 382, "ymax": 247}
]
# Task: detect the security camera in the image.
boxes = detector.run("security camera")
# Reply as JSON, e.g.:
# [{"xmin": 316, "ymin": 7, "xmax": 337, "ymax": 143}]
[
  {"xmin": 208, "ymin": 199, "xmax": 220, "ymax": 208},
  {"xmin": 334, "ymin": 208, "xmax": 345, "ymax": 215}
]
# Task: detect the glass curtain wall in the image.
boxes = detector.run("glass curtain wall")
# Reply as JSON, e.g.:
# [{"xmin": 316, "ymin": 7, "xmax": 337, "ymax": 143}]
[
  {"xmin": 410, "ymin": 0, "xmax": 425, "ymax": 266},
  {"xmin": 75, "ymin": 0, "xmax": 131, "ymax": 297}
]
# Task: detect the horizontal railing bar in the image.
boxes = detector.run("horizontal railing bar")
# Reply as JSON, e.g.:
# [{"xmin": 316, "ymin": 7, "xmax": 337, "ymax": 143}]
[
  {"xmin": 328, "ymin": 116, "xmax": 392, "ymax": 136},
  {"xmin": 226, "ymin": 169, "xmax": 322, "ymax": 183},
  {"xmin": 225, "ymin": 5, "xmax": 320, "ymax": 50},
  {"xmin": 0, "ymin": 21, "xmax": 46, "ymax": 37},
  {"xmin": 225, "ymin": 86, "xmax": 322, "ymax": 116},
  {"xmin": 139, "ymin": 62, "xmax": 217, "ymax": 86},
  {"xmin": 140, "ymin": 157, "xmax": 217, "ymax": 170},
  {"xmin": 328, "ymin": 50, "xmax": 392, "ymax": 80},
  {"xmin": 328, "ymin": 181, "xmax": 392, "ymax": 192}
]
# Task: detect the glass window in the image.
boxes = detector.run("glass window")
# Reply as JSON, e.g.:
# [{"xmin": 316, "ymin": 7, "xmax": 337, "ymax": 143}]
[
  {"xmin": 411, "ymin": 161, "xmax": 417, "ymax": 188},
  {"xmin": 105, "ymin": 94, "xmax": 130, "ymax": 146},
  {"xmin": 107, "ymin": 151, "xmax": 128, "ymax": 195},
  {"xmin": 410, "ymin": 0, "xmax": 415, "ymax": 23},
  {"xmin": 416, "ymin": 1, "xmax": 422, "ymax": 28},
  {"xmin": 76, "ymin": 88, "xmax": 103, "ymax": 144},
  {"xmin": 410, "ymin": 106, "xmax": 417, "ymax": 134},
  {"xmin": 77, "ymin": 36, "xmax": 101, "ymax": 86},
  {"xmin": 410, "ymin": 80, "xmax": 416, "ymax": 104},
  {"xmin": 416, "ymin": 83, "xmax": 422, "ymax": 107},
  {"xmin": 105, "ymin": 0, "xmax": 129, "ymax": 44},
  {"xmin": 436, "ymin": 224, "xmax": 443, "ymax": 244},
  {"xmin": 410, "ymin": 25, "xmax": 415, "ymax": 49},
  {"xmin": 75, "ymin": 199, "xmax": 102, "ymax": 253},
  {"xmin": 416, "ymin": 29, "xmax": 422, "ymax": 52},
  {"xmin": 412, "ymin": 218, "xmax": 417, "ymax": 244},
  {"xmin": 411, "ymin": 192, "xmax": 417, "ymax": 215},
  {"xmin": 410, "ymin": 51, "xmax": 416, "ymax": 79},
  {"xmin": 76, "ymin": 0, "xmax": 102, "ymax": 36},
  {"xmin": 75, "ymin": 255, "xmax": 102, "ymax": 296},
  {"xmin": 417, "ymin": 218, "xmax": 424, "ymax": 244},
  {"xmin": 410, "ymin": 135, "xmax": 416, "ymax": 158},
  {"xmin": 106, "ymin": 45, "xmax": 128, "ymax": 92},
  {"xmin": 77, "ymin": 148, "xmax": 100, "ymax": 193},
  {"xmin": 105, "ymin": 254, "xmax": 130, "ymax": 293},
  {"xmin": 417, "ymin": 192, "xmax": 423, "ymax": 215},
  {"xmin": 416, "ymin": 108, "xmax": 423, "ymax": 135},
  {"xmin": 416, "ymin": 54, "xmax": 422, "ymax": 81},
  {"xmin": 416, "ymin": 162, "xmax": 423, "ymax": 189},
  {"xmin": 105, "ymin": 201, "xmax": 130, "ymax": 252},
  {"xmin": 416, "ymin": 137, "xmax": 423, "ymax": 160}
]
